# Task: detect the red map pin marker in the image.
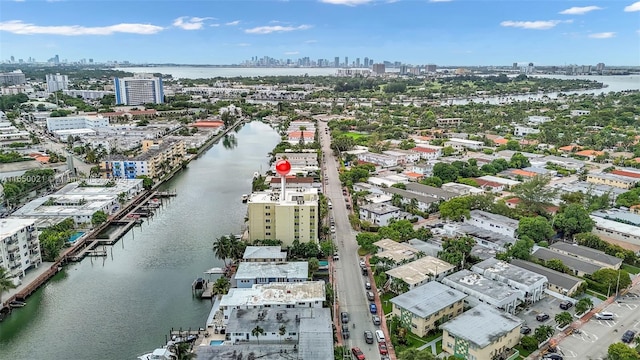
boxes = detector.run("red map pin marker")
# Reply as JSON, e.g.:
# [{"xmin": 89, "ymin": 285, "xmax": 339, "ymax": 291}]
[{"xmin": 275, "ymin": 160, "xmax": 291, "ymax": 176}]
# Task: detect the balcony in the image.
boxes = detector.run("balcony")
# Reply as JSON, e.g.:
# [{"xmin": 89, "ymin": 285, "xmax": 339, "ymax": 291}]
[{"xmin": 7, "ymin": 244, "xmax": 19, "ymax": 253}]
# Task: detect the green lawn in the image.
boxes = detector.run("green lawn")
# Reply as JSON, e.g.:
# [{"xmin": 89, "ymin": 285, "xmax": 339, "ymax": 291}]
[
  {"xmin": 622, "ymin": 264, "xmax": 640, "ymax": 275},
  {"xmin": 343, "ymin": 132, "xmax": 368, "ymax": 140},
  {"xmin": 586, "ymin": 289, "xmax": 607, "ymax": 301},
  {"xmin": 380, "ymin": 292, "xmax": 394, "ymax": 315},
  {"xmin": 514, "ymin": 344, "xmax": 534, "ymax": 358}
]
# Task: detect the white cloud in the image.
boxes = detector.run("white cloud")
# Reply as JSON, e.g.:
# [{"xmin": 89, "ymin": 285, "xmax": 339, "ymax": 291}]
[
  {"xmin": 210, "ymin": 24, "xmax": 220, "ymax": 27},
  {"xmin": 13, "ymin": 0, "xmax": 26, "ymax": 2},
  {"xmin": 559, "ymin": 6, "xmax": 602, "ymax": 15},
  {"xmin": 172, "ymin": 16, "xmax": 213, "ymax": 30},
  {"xmin": 624, "ymin": 1, "xmax": 640, "ymax": 11},
  {"xmin": 245, "ymin": 24, "xmax": 312, "ymax": 34},
  {"xmin": 428, "ymin": 0, "xmax": 452, "ymax": 2},
  {"xmin": 225, "ymin": 20, "xmax": 240, "ymax": 26},
  {"xmin": 236, "ymin": 43, "xmax": 251, "ymax": 47},
  {"xmin": 319, "ymin": 0, "xmax": 373, "ymax": 6},
  {"xmin": 500, "ymin": 20, "xmax": 571, "ymax": 30},
  {"xmin": 0, "ymin": 20, "xmax": 163, "ymax": 35},
  {"xmin": 588, "ymin": 32, "xmax": 616, "ymax": 38},
  {"xmin": 284, "ymin": 51, "xmax": 300, "ymax": 55}
]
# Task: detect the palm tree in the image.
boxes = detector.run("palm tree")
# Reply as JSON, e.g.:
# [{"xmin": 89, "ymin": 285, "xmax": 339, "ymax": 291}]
[
  {"xmin": 172, "ymin": 342, "xmax": 196, "ymax": 360},
  {"xmin": 0, "ymin": 267, "xmax": 16, "ymax": 304},
  {"xmin": 212, "ymin": 277, "xmax": 230, "ymax": 296},
  {"xmin": 534, "ymin": 325, "xmax": 554, "ymax": 343},
  {"xmin": 279, "ymin": 324, "xmax": 286, "ymax": 344},
  {"xmin": 575, "ymin": 298, "xmax": 593, "ymax": 315},
  {"xmin": 251, "ymin": 325, "xmax": 265, "ymax": 344},
  {"xmin": 555, "ymin": 312, "xmax": 573, "ymax": 328},
  {"xmin": 213, "ymin": 235, "xmax": 232, "ymax": 266}
]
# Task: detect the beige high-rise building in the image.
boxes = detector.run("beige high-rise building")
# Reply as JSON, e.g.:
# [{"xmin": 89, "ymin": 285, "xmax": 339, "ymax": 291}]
[{"xmin": 247, "ymin": 187, "xmax": 319, "ymax": 247}]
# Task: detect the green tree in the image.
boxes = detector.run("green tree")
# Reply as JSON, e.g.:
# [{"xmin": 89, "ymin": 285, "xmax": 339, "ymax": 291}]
[
  {"xmin": 433, "ymin": 163, "xmax": 459, "ymax": 183},
  {"xmin": 251, "ymin": 325, "xmax": 265, "ymax": 344},
  {"xmin": 397, "ymin": 349, "xmax": 437, "ymax": 360},
  {"xmin": 554, "ymin": 203, "xmax": 594, "ymax": 239},
  {"xmin": 512, "ymin": 175, "xmax": 557, "ymax": 215},
  {"xmin": 172, "ymin": 342, "xmax": 196, "ymax": 360},
  {"xmin": 575, "ymin": 298, "xmax": 593, "ymax": 314},
  {"xmin": 518, "ymin": 216, "xmax": 555, "ymax": 243},
  {"xmin": 555, "ymin": 311, "xmax": 573, "ymax": 327},
  {"xmin": 509, "ymin": 152, "xmax": 531, "ymax": 169},
  {"xmin": 439, "ymin": 197, "xmax": 471, "ymax": 221},
  {"xmin": 211, "ymin": 277, "xmax": 230, "ymax": 295},
  {"xmin": 0, "ymin": 267, "xmax": 17, "ymax": 303},
  {"xmin": 590, "ymin": 268, "xmax": 632, "ymax": 294},
  {"xmin": 534, "ymin": 325, "xmax": 554, "ymax": 343},
  {"xmin": 438, "ymin": 236, "xmax": 475, "ymax": 269},
  {"xmin": 545, "ymin": 258, "xmax": 570, "ymax": 273},
  {"xmin": 308, "ymin": 257, "xmax": 319, "ymax": 278},
  {"xmin": 91, "ymin": 210, "xmax": 108, "ymax": 226},
  {"xmin": 379, "ymin": 219, "xmax": 416, "ymax": 242},
  {"xmin": 519, "ymin": 335, "xmax": 539, "ymax": 351},
  {"xmin": 212, "ymin": 235, "xmax": 232, "ymax": 266},
  {"xmin": 507, "ymin": 236, "xmax": 535, "ymax": 260},
  {"xmin": 608, "ymin": 342, "xmax": 640, "ymax": 360},
  {"xmin": 279, "ymin": 324, "xmax": 287, "ymax": 344},
  {"xmin": 136, "ymin": 175, "xmax": 154, "ymax": 190}
]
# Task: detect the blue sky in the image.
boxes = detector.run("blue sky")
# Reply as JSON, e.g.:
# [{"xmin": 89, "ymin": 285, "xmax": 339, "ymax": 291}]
[{"xmin": 0, "ymin": 0, "xmax": 639, "ymax": 65}]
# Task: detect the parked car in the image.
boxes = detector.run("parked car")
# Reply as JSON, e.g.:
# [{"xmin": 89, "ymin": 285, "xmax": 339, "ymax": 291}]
[
  {"xmin": 543, "ymin": 354, "xmax": 563, "ymax": 360},
  {"xmin": 370, "ymin": 303, "xmax": 377, "ymax": 314},
  {"xmin": 365, "ymin": 282, "xmax": 371, "ymax": 290},
  {"xmin": 367, "ymin": 291, "xmax": 375, "ymax": 301},
  {"xmin": 594, "ymin": 312, "xmax": 614, "ymax": 320},
  {"xmin": 342, "ymin": 324, "xmax": 350, "ymax": 339},
  {"xmin": 622, "ymin": 330, "xmax": 637, "ymax": 343},
  {"xmin": 341, "ymin": 312, "xmax": 349, "ymax": 324},
  {"xmin": 559, "ymin": 301, "xmax": 573, "ymax": 310},
  {"xmin": 520, "ymin": 326, "xmax": 531, "ymax": 335},
  {"xmin": 375, "ymin": 330, "xmax": 386, "ymax": 343},
  {"xmin": 378, "ymin": 342, "xmax": 388, "ymax": 355},
  {"xmin": 536, "ymin": 313, "xmax": 550, "ymax": 321},
  {"xmin": 364, "ymin": 330, "xmax": 374, "ymax": 344},
  {"xmin": 372, "ymin": 315, "xmax": 381, "ymax": 325},
  {"xmin": 351, "ymin": 347, "xmax": 365, "ymax": 360}
]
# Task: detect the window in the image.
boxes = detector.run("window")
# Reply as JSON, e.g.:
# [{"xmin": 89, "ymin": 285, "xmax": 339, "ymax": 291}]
[
  {"xmin": 266, "ymin": 232, "xmax": 271, "ymax": 236},
  {"xmin": 266, "ymin": 226, "xmax": 271, "ymax": 229}
]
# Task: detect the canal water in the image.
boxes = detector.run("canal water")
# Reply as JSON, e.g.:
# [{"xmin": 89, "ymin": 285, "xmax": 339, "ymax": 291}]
[{"xmin": 0, "ymin": 122, "xmax": 281, "ymax": 360}]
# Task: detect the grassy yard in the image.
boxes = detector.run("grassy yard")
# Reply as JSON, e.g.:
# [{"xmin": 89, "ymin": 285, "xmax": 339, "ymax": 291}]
[
  {"xmin": 342, "ymin": 132, "xmax": 368, "ymax": 140},
  {"xmin": 380, "ymin": 292, "xmax": 394, "ymax": 315},
  {"xmin": 622, "ymin": 264, "xmax": 640, "ymax": 275},
  {"xmin": 514, "ymin": 344, "xmax": 534, "ymax": 358},
  {"xmin": 586, "ymin": 289, "xmax": 608, "ymax": 301}
]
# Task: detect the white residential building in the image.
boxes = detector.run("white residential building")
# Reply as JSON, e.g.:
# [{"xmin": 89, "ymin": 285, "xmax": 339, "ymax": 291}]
[
  {"xmin": 527, "ymin": 116, "xmax": 551, "ymax": 125},
  {"xmin": 466, "ymin": 210, "xmax": 519, "ymax": 238},
  {"xmin": 13, "ymin": 194, "xmax": 118, "ymax": 226},
  {"xmin": 514, "ymin": 126, "xmax": 540, "ymax": 137},
  {"xmin": 218, "ymin": 281, "xmax": 325, "ymax": 323},
  {"xmin": 441, "ymin": 183, "xmax": 484, "ymax": 196},
  {"xmin": 442, "ymin": 270, "xmax": 522, "ymax": 314},
  {"xmin": 114, "ymin": 74, "xmax": 164, "ymax": 105},
  {"xmin": 410, "ymin": 146, "xmax": 442, "ymax": 160},
  {"xmin": 46, "ymin": 115, "xmax": 109, "ymax": 132},
  {"xmin": 383, "ymin": 149, "xmax": 421, "ymax": 164},
  {"xmin": 444, "ymin": 138, "xmax": 484, "ymax": 151},
  {"xmin": 359, "ymin": 203, "xmax": 401, "ymax": 226},
  {"xmin": 234, "ymin": 262, "xmax": 309, "ymax": 288},
  {"xmin": 46, "ymin": 73, "xmax": 69, "ymax": 93},
  {"xmin": 242, "ymin": 246, "xmax": 287, "ymax": 263},
  {"xmin": 356, "ymin": 152, "xmax": 398, "ymax": 168},
  {"xmin": 471, "ymin": 258, "xmax": 547, "ymax": 303},
  {"xmin": 570, "ymin": 110, "xmax": 590, "ymax": 117},
  {"xmin": 0, "ymin": 218, "xmax": 41, "ymax": 282}
]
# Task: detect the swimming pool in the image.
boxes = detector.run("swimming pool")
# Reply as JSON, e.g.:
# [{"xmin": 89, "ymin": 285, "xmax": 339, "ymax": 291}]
[
  {"xmin": 319, "ymin": 261, "xmax": 329, "ymax": 267},
  {"xmin": 209, "ymin": 340, "xmax": 224, "ymax": 346},
  {"xmin": 68, "ymin": 231, "xmax": 85, "ymax": 243}
]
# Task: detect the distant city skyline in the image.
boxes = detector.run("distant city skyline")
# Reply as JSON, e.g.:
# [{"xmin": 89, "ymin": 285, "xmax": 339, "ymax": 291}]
[{"xmin": 1, "ymin": 0, "xmax": 639, "ymax": 65}]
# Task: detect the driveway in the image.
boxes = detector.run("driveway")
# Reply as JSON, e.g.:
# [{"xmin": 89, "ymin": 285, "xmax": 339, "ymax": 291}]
[{"xmin": 319, "ymin": 122, "xmax": 388, "ymax": 360}]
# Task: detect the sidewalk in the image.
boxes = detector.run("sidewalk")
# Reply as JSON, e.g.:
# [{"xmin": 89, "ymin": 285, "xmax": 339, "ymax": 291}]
[
  {"xmin": 417, "ymin": 336, "xmax": 442, "ymax": 353},
  {"xmin": 0, "ymin": 262, "xmax": 54, "ymax": 305},
  {"xmin": 366, "ymin": 255, "xmax": 398, "ymax": 360}
]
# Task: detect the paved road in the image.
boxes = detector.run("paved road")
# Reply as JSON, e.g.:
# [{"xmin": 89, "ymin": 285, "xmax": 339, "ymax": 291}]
[
  {"xmin": 319, "ymin": 121, "xmax": 383, "ymax": 360},
  {"xmin": 556, "ymin": 283, "xmax": 640, "ymax": 360}
]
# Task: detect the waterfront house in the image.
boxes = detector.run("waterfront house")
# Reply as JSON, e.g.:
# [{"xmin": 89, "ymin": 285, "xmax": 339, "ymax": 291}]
[
  {"xmin": 233, "ymin": 261, "xmax": 308, "ymax": 288},
  {"xmin": 390, "ymin": 282, "xmax": 467, "ymax": 337},
  {"xmin": 242, "ymin": 246, "xmax": 287, "ymax": 263}
]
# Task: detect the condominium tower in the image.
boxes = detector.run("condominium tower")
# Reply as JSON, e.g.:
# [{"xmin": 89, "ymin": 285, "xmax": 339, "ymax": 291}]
[{"xmin": 113, "ymin": 74, "xmax": 164, "ymax": 105}]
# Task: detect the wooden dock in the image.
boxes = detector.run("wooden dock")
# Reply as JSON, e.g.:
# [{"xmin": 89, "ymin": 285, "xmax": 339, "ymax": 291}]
[{"xmin": 201, "ymin": 283, "xmax": 216, "ymax": 299}]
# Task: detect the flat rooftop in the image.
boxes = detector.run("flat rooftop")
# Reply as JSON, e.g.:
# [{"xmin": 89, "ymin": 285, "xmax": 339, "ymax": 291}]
[
  {"xmin": 374, "ymin": 238, "xmax": 420, "ymax": 263},
  {"xmin": 235, "ymin": 262, "xmax": 308, "ymax": 280},
  {"xmin": 455, "ymin": 224, "xmax": 517, "ymax": 248},
  {"xmin": 248, "ymin": 188, "xmax": 318, "ymax": 204},
  {"xmin": 471, "ymin": 258, "xmax": 547, "ymax": 287},
  {"xmin": 360, "ymin": 202, "xmax": 400, "ymax": 215},
  {"xmin": 476, "ymin": 175, "xmax": 521, "ymax": 186},
  {"xmin": 391, "ymin": 281, "xmax": 467, "ymax": 318},
  {"xmin": 220, "ymin": 281, "xmax": 325, "ymax": 307},
  {"xmin": 550, "ymin": 242, "xmax": 623, "ymax": 267},
  {"xmin": 242, "ymin": 246, "xmax": 286, "ymax": 260},
  {"xmin": 386, "ymin": 256, "xmax": 455, "ymax": 286},
  {"xmin": 441, "ymin": 303, "xmax": 522, "ymax": 348},
  {"xmin": 469, "ymin": 210, "xmax": 519, "ymax": 229},
  {"xmin": 591, "ymin": 209, "xmax": 640, "ymax": 227},
  {"xmin": 510, "ymin": 259, "xmax": 584, "ymax": 291},
  {"xmin": 442, "ymin": 270, "xmax": 521, "ymax": 301},
  {"xmin": 195, "ymin": 344, "xmax": 299, "ymax": 360},
  {"xmin": 13, "ymin": 194, "xmax": 115, "ymax": 217},
  {"xmin": 532, "ymin": 247, "xmax": 602, "ymax": 275},
  {"xmin": 57, "ymin": 179, "xmax": 143, "ymax": 196},
  {"xmin": 590, "ymin": 216, "xmax": 640, "ymax": 237},
  {"xmin": 0, "ymin": 217, "xmax": 35, "ymax": 239}
]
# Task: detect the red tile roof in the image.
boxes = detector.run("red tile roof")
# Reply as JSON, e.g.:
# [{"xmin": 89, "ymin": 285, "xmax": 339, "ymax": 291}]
[
  {"xmin": 193, "ymin": 121, "xmax": 224, "ymax": 127},
  {"xmin": 288, "ymin": 131, "xmax": 315, "ymax": 138},
  {"xmin": 411, "ymin": 147, "xmax": 437, "ymax": 153},
  {"xmin": 511, "ymin": 169, "xmax": 537, "ymax": 177},
  {"xmin": 610, "ymin": 169, "xmax": 640, "ymax": 179},
  {"xmin": 474, "ymin": 178, "xmax": 503, "ymax": 188},
  {"xmin": 575, "ymin": 150, "xmax": 604, "ymax": 157}
]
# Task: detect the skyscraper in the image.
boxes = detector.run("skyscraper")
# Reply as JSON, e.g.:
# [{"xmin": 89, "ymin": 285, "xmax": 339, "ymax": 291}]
[
  {"xmin": 114, "ymin": 74, "xmax": 164, "ymax": 105},
  {"xmin": 364, "ymin": 57, "xmax": 369, "ymax": 67},
  {"xmin": 334, "ymin": 57, "xmax": 340, "ymax": 67},
  {"xmin": 344, "ymin": 57, "xmax": 348, "ymax": 68},
  {"xmin": 46, "ymin": 73, "xmax": 69, "ymax": 93},
  {"xmin": 356, "ymin": 58, "xmax": 360, "ymax": 68}
]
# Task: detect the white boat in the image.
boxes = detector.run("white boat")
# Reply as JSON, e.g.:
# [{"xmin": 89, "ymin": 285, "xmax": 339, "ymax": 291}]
[
  {"xmin": 137, "ymin": 347, "xmax": 176, "ymax": 360},
  {"xmin": 241, "ymin": 194, "xmax": 249, "ymax": 203}
]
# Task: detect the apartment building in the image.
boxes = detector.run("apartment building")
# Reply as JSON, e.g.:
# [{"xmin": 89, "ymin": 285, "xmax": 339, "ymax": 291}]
[
  {"xmin": 510, "ymin": 259, "xmax": 585, "ymax": 297},
  {"xmin": 13, "ymin": 194, "xmax": 118, "ymax": 226},
  {"xmin": 436, "ymin": 118, "xmax": 464, "ymax": 127},
  {"xmin": 465, "ymin": 210, "xmax": 519, "ymax": 238},
  {"xmin": 241, "ymin": 246, "xmax": 287, "ymax": 263},
  {"xmin": 410, "ymin": 146, "xmax": 442, "ymax": 160},
  {"xmin": 233, "ymin": 262, "xmax": 308, "ymax": 288},
  {"xmin": 390, "ymin": 281, "xmax": 467, "ymax": 337},
  {"xmin": 471, "ymin": 258, "xmax": 547, "ymax": 303},
  {"xmin": 385, "ymin": 256, "xmax": 455, "ymax": 289},
  {"xmin": 46, "ymin": 115, "xmax": 109, "ymax": 132},
  {"xmin": 46, "ymin": 73, "xmax": 69, "ymax": 93},
  {"xmin": 101, "ymin": 139, "xmax": 186, "ymax": 179},
  {"xmin": 114, "ymin": 74, "xmax": 164, "ymax": 105},
  {"xmin": 0, "ymin": 218, "xmax": 41, "ymax": 281},
  {"xmin": 442, "ymin": 270, "xmax": 522, "ymax": 314},
  {"xmin": 441, "ymin": 304, "xmax": 522, "ymax": 360},
  {"xmin": 356, "ymin": 152, "xmax": 398, "ymax": 168},
  {"xmin": 444, "ymin": 138, "xmax": 484, "ymax": 151},
  {"xmin": 359, "ymin": 203, "xmax": 401, "ymax": 227},
  {"xmin": 586, "ymin": 173, "xmax": 637, "ymax": 190},
  {"xmin": 246, "ymin": 188, "xmax": 319, "ymax": 247}
]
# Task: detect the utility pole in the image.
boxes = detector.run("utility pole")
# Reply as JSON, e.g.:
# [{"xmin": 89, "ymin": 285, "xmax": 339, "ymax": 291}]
[{"xmin": 615, "ymin": 270, "xmax": 622, "ymax": 298}]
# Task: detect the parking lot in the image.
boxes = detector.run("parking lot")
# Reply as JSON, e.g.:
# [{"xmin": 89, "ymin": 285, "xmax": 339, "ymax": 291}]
[
  {"xmin": 555, "ymin": 291, "xmax": 640, "ymax": 360},
  {"xmin": 518, "ymin": 294, "xmax": 589, "ymax": 332}
]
